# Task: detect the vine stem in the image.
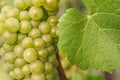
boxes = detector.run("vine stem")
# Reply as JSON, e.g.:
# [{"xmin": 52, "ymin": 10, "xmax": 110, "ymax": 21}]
[{"xmin": 56, "ymin": 47, "xmax": 68, "ymax": 80}]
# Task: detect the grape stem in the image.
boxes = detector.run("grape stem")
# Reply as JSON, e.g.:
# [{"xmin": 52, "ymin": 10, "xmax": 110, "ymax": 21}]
[{"xmin": 56, "ymin": 47, "xmax": 68, "ymax": 80}]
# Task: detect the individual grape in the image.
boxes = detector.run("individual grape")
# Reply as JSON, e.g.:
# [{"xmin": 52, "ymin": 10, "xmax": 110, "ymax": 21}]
[
  {"xmin": 0, "ymin": 23, "xmax": 5, "ymax": 35},
  {"xmin": 44, "ymin": 62, "xmax": 54, "ymax": 74},
  {"xmin": 32, "ymin": 0, "xmax": 45, "ymax": 7},
  {"xmin": 31, "ymin": 74, "xmax": 45, "ymax": 80},
  {"xmin": 0, "ymin": 13, "xmax": 7, "ymax": 22},
  {"xmin": 0, "ymin": 37, "xmax": 3, "ymax": 47},
  {"xmin": 7, "ymin": 8, "xmax": 19, "ymax": 19},
  {"xmin": 23, "ymin": 77, "xmax": 31, "ymax": 80},
  {"xmin": 3, "ymin": 52, "xmax": 16, "ymax": 63},
  {"xmin": 48, "ymin": 55, "xmax": 58, "ymax": 68},
  {"xmin": 46, "ymin": 73, "xmax": 54, "ymax": 80},
  {"xmin": 14, "ymin": 44, "xmax": 24, "ymax": 57},
  {"xmin": 2, "ymin": 43, "xmax": 14, "ymax": 52},
  {"xmin": 14, "ymin": 68, "xmax": 25, "ymax": 79},
  {"xmin": 22, "ymin": 37, "xmax": 33, "ymax": 48},
  {"xmin": 15, "ymin": 58, "xmax": 26, "ymax": 67},
  {"xmin": 30, "ymin": 60, "xmax": 44, "ymax": 74},
  {"xmin": 39, "ymin": 21, "xmax": 51, "ymax": 34},
  {"xmin": 0, "ymin": 47, "xmax": 6, "ymax": 56},
  {"xmin": 1, "ymin": 5, "xmax": 12, "ymax": 14},
  {"xmin": 34, "ymin": 38, "xmax": 45, "ymax": 50},
  {"xmin": 22, "ymin": 64, "xmax": 31, "ymax": 75},
  {"xmin": 46, "ymin": 45, "xmax": 55, "ymax": 55},
  {"xmin": 9, "ymin": 71, "xmax": 15, "ymax": 80},
  {"xmin": 25, "ymin": 0, "xmax": 33, "ymax": 7},
  {"xmin": 4, "ymin": 63, "xmax": 15, "ymax": 72},
  {"xmin": 41, "ymin": 34, "xmax": 53, "ymax": 46},
  {"xmin": 23, "ymin": 48, "xmax": 38, "ymax": 62},
  {"xmin": 14, "ymin": 0, "xmax": 28, "ymax": 10},
  {"xmin": 50, "ymin": 27, "xmax": 57, "ymax": 38},
  {"xmin": 5, "ymin": 18, "xmax": 20, "ymax": 32},
  {"xmin": 28, "ymin": 28, "xmax": 41, "ymax": 39},
  {"xmin": 17, "ymin": 33, "xmax": 27, "ymax": 43},
  {"xmin": 43, "ymin": 0, "xmax": 59, "ymax": 11},
  {"xmin": 2, "ymin": 31, "xmax": 17, "ymax": 44},
  {"xmin": 47, "ymin": 7, "xmax": 58, "ymax": 16},
  {"xmin": 30, "ymin": 20, "xmax": 40, "ymax": 28},
  {"xmin": 47, "ymin": 16, "xmax": 58, "ymax": 27},
  {"xmin": 38, "ymin": 48, "xmax": 48, "ymax": 59},
  {"xmin": 29, "ymin": 6, "xmax": 43, "ymax": 20},
  {"xmin": 19, "ymin": 11, "xmax": 30, "ymax": 21},
  {"xmin": 20, "ymin": 21, "xmax": 32, "ymax": 34}
]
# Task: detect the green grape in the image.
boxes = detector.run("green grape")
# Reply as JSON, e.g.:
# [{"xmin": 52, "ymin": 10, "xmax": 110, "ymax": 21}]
[
  {"xmin": 47, "ymin": 7, "xmax": 58, "ymax": 16},
  {"xmin": 5, "ymin": 18, "xmax": 20, "ymax": 32},
  {"xmin": 0, "ymin": 47, "xmax": 6, "ymax": 56},
  {"xmin": 2, "ymin": 31, "xmax": 17, "ymax": 44},
  {"xmin": 23, "ymin": 48, "xmax": 38, "ymax": 62},
  {"xmin": 30, "ymin": 20, "xmax": 40, "ymax": 28},
  {"xmin": 13, "ymin": 68, "xmax": 25, "ymax": 79},
  {"xmin": 17, "ymin": 33, "xmax": 27, "ymax": 43},
  {"xmin": 20, "ymin": 21, "xmax": 32, "ymax": 34},
  {"xmin": 14, "ymin": 0, "xmax": 28, "ymax": 10},
  {"xmin": 50, "ymin": 27, "xmax": 57, "ymax": 38},
  {"xmin": 31, "ymin": 74, "xmax": 45, "ymax": 80},
  {"xmin": 41, "ymin": 34, "xmax": 53, "ymax": 46},
  {"xmin": 52, "ymin": 69, "xmax": 59, "ymax": 80},
  {"xmin": 28, "ymin": 28, "xmax": 41, "ymax": 39},
  {"xmin": 43, "ymin": 0, "xmax": 59, "ymax": 11},
  {"xmin": 15, "ymin": 58, "xmax": 26, "ymax": 67},
  {"xmin": 4, "ymin": 63, "xmax": 15, "ymax": 72},
  {"xmin": 14, "ymin": 44, "xmax": 24, "ymax": 57},
  {"xmin": 48, "ymin": 55, "xmax": 58, "ymax": 68},
  {"xmin": 22, "ymin": 64, "xmax": 31, "ymax": 75},
  {"xmin": 2, "ymin": 43, "xmax": 14, "ymax": 52},
  {"xmin": 46, "ymin": 45, "xmax": 55, "ymax": 55},
  {"xmin": 3, "ymin": 52, "xmax": 16, "ymax": 63},
  {"xmin": 45, "ymin": 62, "xmax": 54, "ymax": 74},
  {"xmin": 0, "ymin": 13, "xmax": 7, "ymax": 22},
  {"xmin": 47, "ymin": 16, "xmax": 58, "ymax": 27},
  {"xmin": 46, "ymin": 73, "xmax": 54, "ymax": 80},
  {"xmin": 30, "ymin": 60, "xmax": 44, "ymax": 74},
  {"xmin": 34, "ymin": 38, "xmax": 45, "ymax": 50},
  {"xmin": 7, "ymin": 8, "xmax": 19, "ymax": 19},
  {"xmin": 19, "ymin": 11, "xmax": 30, "ymax": 21},
  {"xmin": 29, "ymin": 6, "xmax": 43, "ymax": 20},
  {"xmin": 25, "ymin": 0, "xmax": 33, "ymax": 7},
  {"xmin": 0, "ymin": 37, "xmax": 3, "ymax": 47},
  {"xmin": 39, "ymin": 21, "xmax": 51, "ymax": 34},
  {"xmin": 9, "ymin": 71, "xmax": 15, "ymax": 80},
  {"xmin": 1, "ymin": 5, "xmax": 12, "ymax": 14},
  {"xmin": 0, "ymin": 23, "xmax": 5, "ymax": 35},
  {"xmin": 23, "ymin": 77, "xmax": 31, "ymax": 80},
  {"xmin": 22, "ymin": 37, "xmax": 33, "ymax": 48},
  {"xmin": 32, "ymin": 0, "xmax": 45, "ymax": 7},
  {"xmin": 38, "ymin": 48, "xmax": 48, "ymax": 59}
]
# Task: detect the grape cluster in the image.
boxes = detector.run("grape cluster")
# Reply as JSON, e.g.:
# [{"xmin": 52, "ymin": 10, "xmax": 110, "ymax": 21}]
[{"xmin": 0, "ymin": 0, "xmax": 59, "ymax": 80}]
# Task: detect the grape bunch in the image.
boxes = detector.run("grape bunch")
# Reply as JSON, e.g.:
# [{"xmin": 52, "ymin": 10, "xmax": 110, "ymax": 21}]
[{"xmin": 0, "ymin": 0, "xmax": 59, "ymax": 80}]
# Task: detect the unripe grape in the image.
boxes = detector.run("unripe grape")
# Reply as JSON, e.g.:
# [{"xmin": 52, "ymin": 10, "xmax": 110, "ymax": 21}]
[
  {"xmin": 1, "ymin": 5, "xmax": 12, "ymax": 14},
  {"xmin": 47, "ymin": 16, "xmax": 58, "ymax": 27},
  {"xmin": 17, "ymin": 33, "xmax": 27, "ymax": 43},
  {"xmin": 25, "ymin": 0, "xmax": 33, "ymax": 7},
  {"xmin": 22, "ymin": 64, "xmax": 31, "ymax": 75},
  {"xmin": 51, "ymin": 27, "xmax": 57, "ymax": 38},
  {"xmin": 14, "ymin": 68, "xmax": 25, "ymax": 79},
  {"xmin": 3, "ymin": 43, "xmax": 14, "ymax": 52},
  {"xmin": 22, "ymin": 37, "xmax": 33, "ymax": 48},
  {"xmin": 30, "ymin": 20, "xmax": 40, "ymax": 28},
  {"xmin": 0, "ymin": 13, "xmax": 7, "ymax": 22},
  {"xmin": 46, "ymin": 45, "xmax": 55, "ymax": 55},
  {"xmin": 4, "ymin": 63, "xmax": 15, "ymax": 72},
  {"xmin": 28, "ymin": 28, "xmax": 41, "ymax": 39},
  {"xmin": 34, "ymin": 38, "xmax": 45, "ymax": 50},
  {"xmin": 9, "ymin": 71, "xmax": 15, "ymax": 79},
  {"xmin": 43, "ymin": 0, "xmax": 59, "ymax": 11},
  {"xmin": 32, "ymin": 0, "xmax": 45, "ymax": 7},
  {"xmin": 46, "ymin": 73, "xmax": 54, "ymax": 80},
  {"xmin": 0, "ymin": 23, "xmax": 5, "ymax": 35},
  {"xmin": 38, "ymin": 48, "xmax": 48, "ymax": 59},
  {"xmin": 14, "ymin": 0, "xmax": 28, "ymax": 10},
  {"xmin": 42, "ymin": 34, "xmax": 53, "ymax": 46},
  {"xmin": 30, "ymin": 60, "xmax": 44, "ymax": 74},
  {"xmin": 23, "ymin": 48, "xmax": 38, "ymax": 62},
  {"xmin": 14, "ymin": 44, "xmax": 24, "ymax": 57},
  {"xmin": 2, "ymin": 31, "xmax": 17, "ymax": 44},
  {"xmin": 39, "ymin": 21, "xmax": 51, "ymax": 34},
  {"xmin": 29, "ymin": 6, "xmax": 43, "ymax": 20},
  {"xmin": 5, "ymin": 18, "xmax": 20, "ymax": 32},
  {"xmin": 0, "ymin": 47, "xmax": 6, "ymax": 56},
  {"xmin": 48, "ymin": 55, "xmax": 58, "ymax": 68},
  {"xmin": 7, "ymin": 8, "xmax": 19, "ymax": 19},
  {"xmin": 19, "ymin": 11, "xmax": 30, "ymax": 21},
  {"xmin": 31, "ymin": 74, "xmax": 45, "ymax": 80},
  {"xmin": 15, "ymin": 58, "xmax": 26, "ymax": 67},
  {"xmin": 0, "ymin": 37, "xmax": 3, "ymax": 47},
  {"xmin": 20, "ymin": 21, "xmax": 32, "ymax": 34},
  {"xmin": 45, "ymin": 62, "xmax": 54, "ymax": 74}
]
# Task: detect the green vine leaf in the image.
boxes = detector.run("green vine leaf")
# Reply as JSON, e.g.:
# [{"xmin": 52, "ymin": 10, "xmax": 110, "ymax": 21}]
[{"xmin": 57, "ymin": 0, "xmax": 120, "ymax": 72}]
